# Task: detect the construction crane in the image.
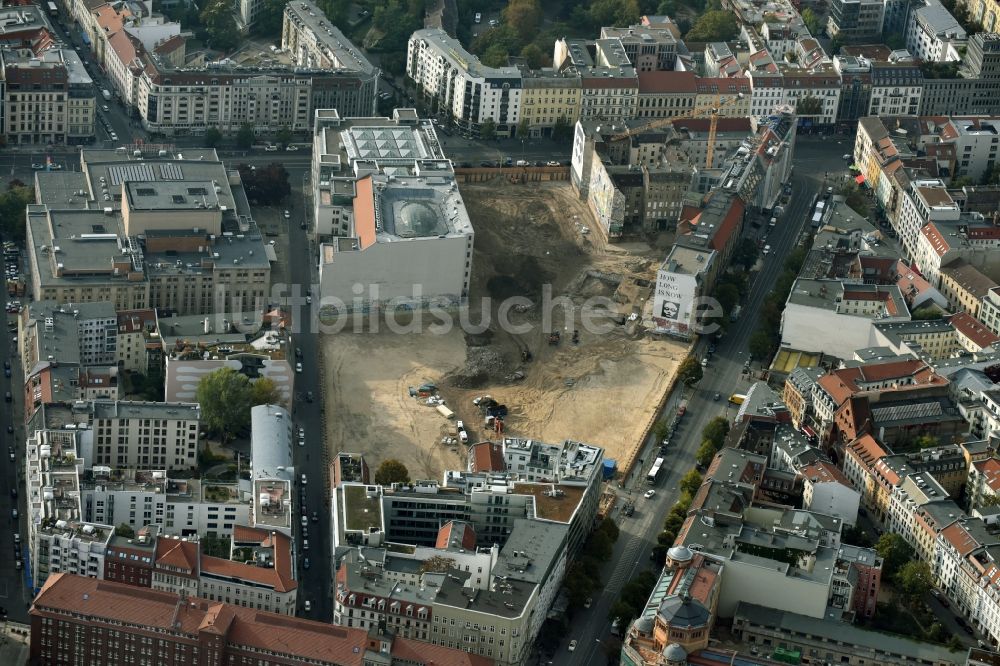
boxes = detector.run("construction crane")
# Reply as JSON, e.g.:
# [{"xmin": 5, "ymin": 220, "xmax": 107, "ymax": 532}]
[{"xmin": 609, "ymin": 92, "xmax": 745, "ymax": 168}]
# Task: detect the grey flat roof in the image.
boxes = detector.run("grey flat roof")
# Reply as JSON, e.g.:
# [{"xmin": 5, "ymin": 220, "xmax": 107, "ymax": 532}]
[
  {"xmin": 735, "ymin": 601, "xmax": 963, "ymax": 664},
  {"xmin": 285, "ymin": 0, "xmax": 377, "ymax": 75},
  {"xmin": 250, "ymin": 404, "xmax": 294, "ymax": 479},
  {"xmin": 411, "ymin": 28, "xmax": 520, "ymax": 79},
  {"xmin": 91, "ymin": 399, "xmax": 201, "ymax": 421}
]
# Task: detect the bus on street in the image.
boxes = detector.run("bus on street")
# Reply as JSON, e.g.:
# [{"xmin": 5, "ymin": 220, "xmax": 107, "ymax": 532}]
[{"xmin": 647, "ymin": 457, "xmax": 664, "ymax": 485}]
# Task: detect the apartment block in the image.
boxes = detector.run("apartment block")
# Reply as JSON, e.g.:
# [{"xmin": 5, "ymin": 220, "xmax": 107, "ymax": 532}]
[
  {"xmin": 517, "ymin": 66, "xmax": 582, "ymax": 137},
  {"xmin": 30, "ymin": 573, "xmax": 491, "ymax": 666},
  {"xmin": 85, "ymin": 399, "xmax": 201, "ymax": 471},
  {"xmin": 82, "ymin": 468, "xmax": 249, "ymax": 537},
  {"xmin": 26, "ymin": 425, "xmax": 113, "ymax": 591},
  {"xmin": 249, "ymin": 404, "xmax": 295, "ymax": 537},
  {"xmin": 920, "ymin": 34, "xmax": 1000, "ymax": 116},
  {"xmin": 827, "ymin": 0, "xmax": 885, "ymax": 42},
  {"xmin": 906, "ymin": 0, "xmax": 966, "ymax": 63},
  {"xmin": 407, "ymin": 28, "xmax": 522, "ymax": 136},
  {"xmin": 1, "ymin": 47, "xmax": 96, "ymax": 146},
  {"xmin": 115, "ymin": 308, "xmax": 159, "ymax": 373},
  {"xmin": 334, "ymin": 518, "xmax": 565, "ymax": 665}
]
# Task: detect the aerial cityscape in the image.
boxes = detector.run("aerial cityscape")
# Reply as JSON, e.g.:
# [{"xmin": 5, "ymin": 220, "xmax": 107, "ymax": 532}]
[{"xmin": 1, "ymin": 0, "xmax": 1000, "ymax": 663}]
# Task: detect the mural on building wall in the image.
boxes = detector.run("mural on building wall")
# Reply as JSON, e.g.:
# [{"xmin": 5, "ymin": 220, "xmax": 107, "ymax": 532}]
[{"xmin": 652, "ymin": 269, "xmax": 697, "ymax": 337}]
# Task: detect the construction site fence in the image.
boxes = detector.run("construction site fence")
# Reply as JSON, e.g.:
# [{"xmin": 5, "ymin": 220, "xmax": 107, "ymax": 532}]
[{"xmin": 453, "ymin": 166, "xmax": 571, "ymax": 183}]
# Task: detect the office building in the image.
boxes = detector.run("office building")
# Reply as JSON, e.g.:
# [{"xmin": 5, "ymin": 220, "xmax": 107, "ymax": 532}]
[{"xmin": 312, "ymin": 108, "xmax": 474, "ymax": 312}]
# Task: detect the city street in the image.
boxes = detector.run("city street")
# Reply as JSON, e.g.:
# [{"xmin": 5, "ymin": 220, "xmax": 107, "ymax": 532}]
[{"xmin": 566, "ymin": 136, "xmax": 845, "ymax": 665}]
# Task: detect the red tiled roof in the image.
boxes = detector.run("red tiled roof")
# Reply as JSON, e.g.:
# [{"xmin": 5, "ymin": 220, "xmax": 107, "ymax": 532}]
[
  {"xmin": 201, "ymin": 555, "xmax": 297, "ymax": 593},
  {"xmin": 34, "ymin": 574, "xmax": 492, "ymax": 666},
  {"xmin": 435, "ymin": 520, "xmax": 477, "ymax": 550},
  {"xmin": 940, "ymin": 522, "xmax": 979, "ymax": 556},
  {"xmin": 583, "ymin": 76, "xmax": 638, "ymax": 89},
  {"xmin": 846, "ymin": 434, "xmax": 887, "ymax": 471},
  {"xmin": 949, "ymin": 312, "xmax": 1000, "ymax": 349},
  {"xmin": 353, "ymin": 176, "xmax": 376, "ymax": 250},
  {"xmin": 637, "ymin": 70, "xmax": 697, "ymax": 94},
  {"xmin": 469, "ymin": 441, "xmax": 506, "ymax": 473},
  {"xmin": 708, "ymin": 196, "xmax": 746, "ymax": 253},
  {"xmin": 229, "ymin": 525, "xmax": 297, "ymax": 593},
  {"xmin": 800, "ymin": 460, "xmax": 853, "ymax": 488},
  {"xmin": 974, "ymin": 458, "xmax": 1000, "ymax": 493},
  {"xmin": 921, "ymin": 224, "xmax": 951, "ymax": 257},
  {"xmin": 154, "ymin": 538, "xmax": 199, "ymax": 576}
]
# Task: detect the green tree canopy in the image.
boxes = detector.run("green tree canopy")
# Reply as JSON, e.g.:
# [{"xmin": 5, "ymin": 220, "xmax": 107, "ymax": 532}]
[
  {"xmin": 801, "ymin": 7, "xmax": 822, "ymax": 34},
  {"xmin": 276, "ymin": 127, "xmax": 293, "ymax": 147},
  {"xmin": 237, "ymin": 163, "xmax": 291, "ymax": 205},
  {"xmin": 702, "ymin": 417, "xmax": 730, "ymax": 449},
  {"xmin": 200, "ymin": 0, "xmax": 240, "ymax": 51},
  {"xmin": 875, "ymin": 532, "xmax": 913, "ymax": 578},
  {"xmin": 677, "ymin": 356, "xmax": 704, "ymax": 386},
  {"xmin": 732, "ymin": 238, "xmax": 760, "ymax": 271},
  {"xmin": 696, "ymin": 440, "xmax": 719, "ymax": 467},
  {"xmin": 374, "ymin": 459, "xmax": 411, "ymax": 485},
  {"xmin": 250, "ymin": 377, "xmax": 282, "ymax": 407},
  {"xmin": 236, "ymin": 124, "xmax": 255, "ymax": 149},
  {"xmin": 685, "ymin": 10, "xmax": 738, "ymax": 41},
  {"xmin": 196, "ymin": 367, "xmax": 254, "ymax": 440},
  {"xmin": 251, "ymin": 0, "xmax": 288, "ymax": 35},
  {"xmin": 520, "ymin": 43, "xmax": 546, "ymax": 69},
  {"xmin": 0, "ymin": 181, "xmax": 35, "ymax": 242},
  {"xmin": 553, "ymin": 115, "xmax": 573, "ymax": 142},
  {"xmin": 679, "ymin": 468, "xmax": 703, "ymax": 495},
  {"xmin": 749, "ymin": 329, "xmax": 775, "ymax": 361},
  {"xmin": 204, "ymin": 127, "xmax": 223, "ymax": 148},
  {"xmin": 895, "ymin": 560, "xmax": 933, "ymax": 601},
  {"xmin": 503, "ymin": 0, "xmax": 543, "ymax": 43},
  {"xmin": 796, "ymin": 95, "xmax": 823, "ymax": 115},
  {"xmin": 115, "ymin": 523, "xmax": 135, "ymax": 538},
  {"xmin": 480, "ymin": 118, "xmax": 497, "ymax": 140}
]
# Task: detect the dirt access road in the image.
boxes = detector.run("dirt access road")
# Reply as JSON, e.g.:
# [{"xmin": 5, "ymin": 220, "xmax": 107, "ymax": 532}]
[{"xmin": 322, "ymin": 180, "xmax": 689, "ymax": 480}]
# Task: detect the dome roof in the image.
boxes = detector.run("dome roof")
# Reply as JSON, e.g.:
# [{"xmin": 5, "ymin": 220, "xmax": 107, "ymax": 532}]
[
  {"xmin": 634, "ymin": 616, "xmax": 654, "ymax": 634},
  {"xmin": 667, "ymin": 545, "xmax": 693, "ymax": 563},
  {"xmin": 397, "ymin": 201, "xmax": 439, "ymax": 234},
  {"xmin": 658, "ymin": 595, "xmax": 710, "ymax": 628},
  {"xmin": 663, "ymin": 643, "xmax": 687, "ymax": 660}
]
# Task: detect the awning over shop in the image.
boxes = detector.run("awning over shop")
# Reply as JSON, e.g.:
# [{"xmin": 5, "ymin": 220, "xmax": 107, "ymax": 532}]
[{"xmin": 855, "ymin": 174, "xmax": 866, "ymax": 185}]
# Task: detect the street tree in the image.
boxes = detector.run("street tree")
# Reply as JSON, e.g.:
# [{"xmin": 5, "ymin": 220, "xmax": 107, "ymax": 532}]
[
  {"xmin": 732, "ymin": 238, "xmax": 760, "ymax": 271},
  {"xmin": 374, "ymin": 459, "xmax": 411, "ymax": 485},
  {"xmin": 679, "ymin": 469, "xmax": 703, "ymax": 495},
  {"xmin": 276, "ymin": 127, "xmax": 293, "ymax": 147},
  {"xmin": 749, "ymin": 329, "xmax": 775, "ymax": 361},
  {"xmin": 196, "ymin": 367, "xmax": 253, "ymax": 441},
  {"xmin": 0, "ymin": 181, "xmax": 34, "ymax": 242},
  {"xmin": 236, "ymin": 124, "xmax": 255, "ymax": 149},
  {"xmin": 237, "ymin": 163, "xmax": 291, "ymax": 205},
  {"xmin": 702, "ymin": 417, "xmax": 730, "ymax": 449},
  {"xmin": 801, "ymin": 7, "xmax": 822, "ymax": 34},
  {"xmin": 204, "ymin": 127, "xmax": 223, "ymax": 148},
  {"xmin": 480, "ymin": 118, "xmax": 497, "ymax": 140},
  {"xmin": 677, "ymin": 356, "xmax": 703, "ymax": 385},
  {"xmin": 714, "ymin": 283, "xmax": 741, "ymax": 319},
  {"xmin": 696, "ymin": 440, "xmax": 718, "ymax": 468},
  {"xmin": 552, "ymin": 115, "xmax": 573, "ymax": 142}
]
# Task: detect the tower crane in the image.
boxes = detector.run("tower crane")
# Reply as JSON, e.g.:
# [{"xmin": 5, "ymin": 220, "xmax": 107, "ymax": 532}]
[{"xmin": 609, "ymin": 92, "xmax": 745, "ymax": 168}]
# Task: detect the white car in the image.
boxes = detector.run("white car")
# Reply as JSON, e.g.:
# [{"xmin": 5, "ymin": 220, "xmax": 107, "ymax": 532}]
[
  {"xmin": 264, "ymin": 144, "xmax": 278, "ymax": 152},
  {"xmin": 301, "ymin": 473, "xmax": 307, "ymax": 485},
  {"xmin": 283, "ymin": 210, "xmax": 290, "ymax": 219},
  {"xmin": 644, "ymin": 489, "xmax": 656, "ymax": 499},
  {"xmin": 842, "ymin": 153, "xmax": 851, "ymax": 160},
  {"xmin": 304, "ymin": 600, "xmax": 311, "ymax": 612},
  {"xmin": 763, "ymin": 244, "xmax": 771, "ymax": 255},
  {"xmin": 568, "ymin": 640, "xmax": 577, "ymax": 652},
  {"xmin": 285, "ymin": 145, "xmax": 298, "ymax": 151},
  {"xmin": 296, "ymin": 362, "xmax": 303, "ymax": 373},
  {"xmin": 303, "ymin": 539, "xmax": 309, "ymax": 550},
  {"xmin": 456, "ymin": 421, "xmax": 469, "ymax": 444}
]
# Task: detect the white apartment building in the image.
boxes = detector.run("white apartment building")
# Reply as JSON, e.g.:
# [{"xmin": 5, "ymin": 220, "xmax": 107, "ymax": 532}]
[
  {"xmin": 26, "ymin": 427, "xmax": 114, "ymax": 591},
  {"xmin": 407, "ymin": 28, "xmax": 522, "ymax": 136},
  {"xmin": 779, "ymin": 71, "xmax": 842, "ymax": 126},
  {"xmin": 906, "ymin": 0, "xmax": 966, "ymax": 62},
  {"xmin": 83, "ymin": 470, "xmax": 250, "ymax": 538},
  {"xmin": 896, "ymin": 179, "xmax": 961, "ymax": 262},
  {"xmin": 88, "ymin": 400, "xmax": 201, "ymax": 471},
  {"xmin": 943, "ymin": 117, "xmax": 1000, "ymax": 182},
  {"xmin": 748, "ymin": 72, "xmax": 785, "ymax": 121},
  {"xmin": 869, "ymin": 63, "xmax": 923, "ymax": 117},
  {"xmin": 980, "ymin": 288, "xmax": 1000, "ymax": 336}
]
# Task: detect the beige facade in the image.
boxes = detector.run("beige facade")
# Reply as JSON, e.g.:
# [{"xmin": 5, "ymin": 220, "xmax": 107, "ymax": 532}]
[
  {"xmin": 91, "ymin": 400, "xmax": 201, "ymax": 471},
  {"xmin": 519, "ymin": 72, "xmax": 581, "ymax": 137}
]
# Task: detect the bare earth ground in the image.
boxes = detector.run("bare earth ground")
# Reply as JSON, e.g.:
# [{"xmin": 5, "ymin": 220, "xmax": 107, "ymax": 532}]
[{"xmin": 322, "ymin": 180, "xmax": 689, "ymax": 479}]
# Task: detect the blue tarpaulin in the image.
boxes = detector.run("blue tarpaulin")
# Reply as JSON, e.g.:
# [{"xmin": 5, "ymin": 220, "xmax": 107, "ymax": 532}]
[{"xmin": 602, "ymin": 459, "xmax": 617, "ymax": 479}]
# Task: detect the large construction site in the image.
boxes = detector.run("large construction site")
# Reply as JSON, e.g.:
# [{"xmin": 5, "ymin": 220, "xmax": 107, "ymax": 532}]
[{"xmin": 321, "ymin": 179, "xmax": 690, "ymax": 480}]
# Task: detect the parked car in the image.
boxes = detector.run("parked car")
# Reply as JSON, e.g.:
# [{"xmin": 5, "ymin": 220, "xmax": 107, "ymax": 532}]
[
  {"xmin": 304, "ymin": 600, "xmax": 311, "ymax": 611},
  {"xmin": 644, "ymin": 489, "xmax": 656, "ymax": 499},
  {"xmin": 568, "ymin": 640, "xmax": 577, "ymax": 652}
]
